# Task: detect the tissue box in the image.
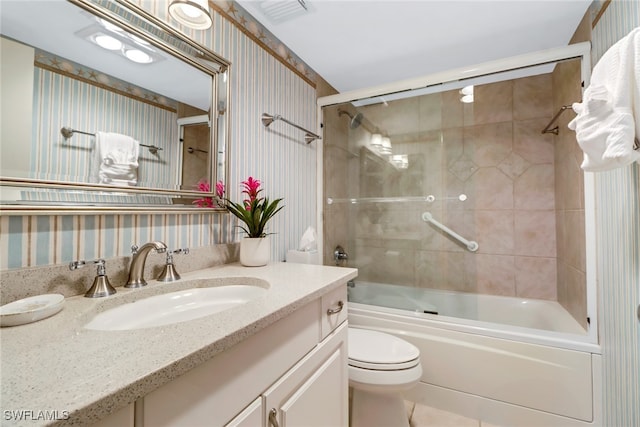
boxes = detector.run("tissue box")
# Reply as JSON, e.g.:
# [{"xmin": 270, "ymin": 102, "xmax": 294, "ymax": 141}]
[{"xmin": 286, "ymin": 250, "xmax": 319, "ymax": 265}]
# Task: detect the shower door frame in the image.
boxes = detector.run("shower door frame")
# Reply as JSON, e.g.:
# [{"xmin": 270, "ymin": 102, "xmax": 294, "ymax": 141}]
[{"xmin": 316, "ymin": 41, "xmax": 598, "ymax": 346}]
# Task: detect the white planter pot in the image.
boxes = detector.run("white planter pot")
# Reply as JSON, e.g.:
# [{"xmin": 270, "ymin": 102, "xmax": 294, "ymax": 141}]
[{"xmin": 239, "ymin": 236, "xmax": 270, "ymax": 267}]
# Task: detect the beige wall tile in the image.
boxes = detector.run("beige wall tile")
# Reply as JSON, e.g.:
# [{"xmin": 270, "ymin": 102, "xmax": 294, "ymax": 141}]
[
  {"xmin": 324, "ymin": 204, "xmax": 348, "ymax": 265},
  {"xmin": 466, "ymin": 210, "xmax": 514, "ymax": 255},
  {"xmin": 565, "ymin": 209, "xmax": 586, "ymax": 272},
  {"xmin": 442, "ymin": 90, "xmax": 464, "ymax": 129},
  {"xmin": 361, "ymin": 246, "xmax": 416, "ymax": 286},
  {"xmin": 417, "ymin": 250, "xmax": 467, "ymax": 292},
  {"xmin": 515, "ymin": 256, "xmax": 558, "ymax": 300},
  {"xmin": 463, "ymin": 122, "xmax": 513, "ymax": 167},
  {"xmin": 497, "ymin": 152, "xmax": 530, "ymax": 180},
  {"xmin": 514, "ymin": 210, "xmax": 557, "ymax": 257},
  {"xmin": 449, "ymin": 154, "xmax": 479, "ymax": 182},
  {"xmin": 419, "ymin": 92, "xmax": 445, "ymax": 132},
  {"xmin": 555, "ymin": 146, "xmax": 584, "ymax": 211},
  {"xmin": 513, "ymin": 74, "xmax": 553, "ymax": 121},
  {"xmin": 467, "ymin": 80, "xmax": 513, "ymax": 126},
  {"xmin": 442, "ymin": 127, "xmax": 464, "ymax": 167},
  {"xmin": 555, "ymin": 209, "xmax": 566, "ymax": 265},
  {"xmin": 513, "ymin": 118, "xmax": 555, "ymax": 164},
  {"xmin": 465, "ymin": 167, "xmax": 514, "ymax": 210},
  {"xmin": 466, "ymin": 253, "xmax": 516, "ymax": 296},
  {"xmin": 514, "ymin": 164, "xmax": 556, "ymax": 210},
  {"xmin": 564, "ymin": 265, "xmax": 588, "ymax": 329}
]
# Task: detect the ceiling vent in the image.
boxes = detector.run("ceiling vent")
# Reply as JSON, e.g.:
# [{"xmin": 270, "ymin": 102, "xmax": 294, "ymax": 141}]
[{"xmin": 259, "ymin": 0, "xmax": 310, "ymax": 24}]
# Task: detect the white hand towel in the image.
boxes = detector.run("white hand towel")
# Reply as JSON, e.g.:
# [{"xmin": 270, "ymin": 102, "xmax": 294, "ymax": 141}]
[
  {"xmin": 568, "ymin": 27, "xmax": 640, "ymax": 171},
  {"xmin": 90, "ymin": 132, "xmax": 140, "ymax": 186}
]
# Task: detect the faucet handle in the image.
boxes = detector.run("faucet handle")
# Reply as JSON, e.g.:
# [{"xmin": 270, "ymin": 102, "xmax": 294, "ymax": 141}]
[
  {"xmin": 169, "ymin": 248, "xmax": 189, "ymax": 256},
  {"xmin": 158, "ymin": 248, "xmax": 189, "ymax": 282},
  {"xmin": 69, "ymin": 258, "xmax": 117, "ymax": 298},
  {"xmin": 69, "ymin": 258, "xmax": 104, "ymax": 271}
]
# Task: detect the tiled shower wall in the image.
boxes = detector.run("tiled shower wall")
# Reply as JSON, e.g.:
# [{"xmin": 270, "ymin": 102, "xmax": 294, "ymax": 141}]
[
  {"xmin": 0, "ymin": 1, "xmax": 317, "ymax": 274},
  {"xmin": 553, "ymin": 15, "xmax": 590, "ymax": 329},
  {"xmin": 340, "ymin": 74, "xmax": 562, "ymax": 300}
]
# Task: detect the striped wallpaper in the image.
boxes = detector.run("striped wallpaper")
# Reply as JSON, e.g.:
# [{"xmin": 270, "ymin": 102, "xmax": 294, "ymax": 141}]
[
  {"xmin": 591, "ymin": 1, "xmax": 640, "ymax": 425},
  {"xmin": 0, "ymin": 0, "xmax": 317, "ymax": 269},
  {"xmin": 31, "ymin": 67, "xmax": 180, "ymax": 189}
]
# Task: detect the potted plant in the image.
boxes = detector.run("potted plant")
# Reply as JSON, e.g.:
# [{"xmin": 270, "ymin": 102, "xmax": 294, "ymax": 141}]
[
  {"xmin": 192, "ymin": 179, "xmax": 225, "ymax": 208},
  {"xmin": 225, "ymin": 177, "xmax": 284, "ymax": 266}
]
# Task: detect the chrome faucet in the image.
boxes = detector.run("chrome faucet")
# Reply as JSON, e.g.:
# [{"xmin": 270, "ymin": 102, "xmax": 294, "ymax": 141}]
[
  {"xmin": 125, "ymin": 241, "xmax": 167, "ymax": 288},
  {"xmin": 334, "ymin": 245, "xmax": 348, "ymax": 265}
]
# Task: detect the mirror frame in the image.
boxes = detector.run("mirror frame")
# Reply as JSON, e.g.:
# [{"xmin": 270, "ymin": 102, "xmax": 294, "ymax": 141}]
[{"xmin": 0, "ymin": 0, "xmax": 231, "ymax": 215}]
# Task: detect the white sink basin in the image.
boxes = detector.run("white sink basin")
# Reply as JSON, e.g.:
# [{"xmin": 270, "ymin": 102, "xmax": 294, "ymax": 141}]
[{"xmin": 85, "ymin": 285, "xmax": 267, "ymax": 331}]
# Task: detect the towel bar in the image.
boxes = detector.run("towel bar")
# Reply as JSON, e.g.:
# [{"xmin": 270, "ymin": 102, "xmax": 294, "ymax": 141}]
[
  {"xmin": 261, "ymin": 113, "xmax": 320, "ymax": 144},
  {"xmin": 60, "ymin": 127, "xmax": 163, "ymax": 154},
  {"xmin": 541, "ymin": 105, "xmax": 573, "ymax": 135}
]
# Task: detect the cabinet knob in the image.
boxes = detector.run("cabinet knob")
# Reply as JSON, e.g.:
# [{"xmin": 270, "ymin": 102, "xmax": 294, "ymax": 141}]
[
  {"xmin": 268, "ymin": 408, "xmax": 280, "ymax": 427},
  {"xmin": 327, "ymin": 300, "xmax": 344, "ymax": 315}
]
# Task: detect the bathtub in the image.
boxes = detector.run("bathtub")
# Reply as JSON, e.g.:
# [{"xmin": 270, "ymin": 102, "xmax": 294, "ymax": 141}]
[{"xmin": 348, "ymin": 281, "xmax": 602, "ymax": 426}]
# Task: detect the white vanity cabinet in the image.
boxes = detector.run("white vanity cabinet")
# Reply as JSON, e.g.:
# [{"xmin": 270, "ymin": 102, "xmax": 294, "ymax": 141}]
[
  {"xmin": 93, "ymin": 403, "xmax": 135, "ymax": 427},
  {"xmin": 141, "ymin": 286, "xmax": 348, "ymax": 427},
  {"xmin": 261, "ymin": 324, "xmax": 347, "ymax": 427}
]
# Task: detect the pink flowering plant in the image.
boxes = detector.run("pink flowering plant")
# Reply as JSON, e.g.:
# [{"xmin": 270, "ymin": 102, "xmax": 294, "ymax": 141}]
[
  {"xmin": 225, "ymin": 177, "xmax": 284, "ymax": 238},
  {"xmin": 193, "ymin": 179, "xmax": 225, "ymax": 208}
]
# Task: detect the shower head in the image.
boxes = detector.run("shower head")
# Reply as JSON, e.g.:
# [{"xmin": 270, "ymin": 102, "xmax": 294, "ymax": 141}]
[{"xmin": 338, "ymin": 109, "xmax": 363, "ymax": 129}]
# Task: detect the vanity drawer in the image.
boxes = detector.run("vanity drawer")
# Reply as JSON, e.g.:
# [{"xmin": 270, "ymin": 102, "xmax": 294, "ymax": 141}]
[{"xmin": 321, "ymin": 285, "xmax": 348, "ymax": 339}]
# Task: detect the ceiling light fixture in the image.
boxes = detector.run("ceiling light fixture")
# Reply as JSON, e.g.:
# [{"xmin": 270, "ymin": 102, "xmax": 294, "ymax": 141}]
[
  {"xmin": 390, "ymin": 154, "xmax": 409, "ymax": 169},
  {"xmin": 459, "ymin": 85, "xmax": 474, "ymax": 103},
  {"xmin": 380, "ymin": 137, "xmax": 392, "ymax": 155},
  {"xmin": 370, "ymin": 133, "xmax": 383, "ymax": 148},
  {"xmin": 78, "ymin": 23, "xmax": 163, "ymax": 65},
  {"xmin": 168, "ymin": 0, "xmax": 213, "ymax": 30},
  {"xmin": 94, "ymin": 34, "xmax": 122, "ymax": 51}
]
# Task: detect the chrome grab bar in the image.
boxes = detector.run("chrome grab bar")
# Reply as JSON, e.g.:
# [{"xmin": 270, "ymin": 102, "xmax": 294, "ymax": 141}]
[{"xmin": 422, "ymin": 211, "xmax": 479, "ymax": 252}]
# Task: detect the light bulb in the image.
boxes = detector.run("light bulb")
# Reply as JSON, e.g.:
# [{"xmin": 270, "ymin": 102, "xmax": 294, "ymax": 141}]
[
  {"xmin": 124, "ymin": 49, "xmax": 152, "ymax": 64},
  {"xmin": 461, "ymin": 94, "xmax": 474, "ymax": 103},
  {"xmin": 168, "ymin": 0, "xmax": 212, "ymax": 30},
  {"xmin": 94, "ymin": 34, "xmax": 122, "ymax": 51},
  {"xmin": 380, "ymin": 137, "xmax": 392, "ymax": 154}
]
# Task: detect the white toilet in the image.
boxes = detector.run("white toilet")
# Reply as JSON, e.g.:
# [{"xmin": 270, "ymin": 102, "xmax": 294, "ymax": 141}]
[{"xmin": 348, "ymin": 327, "xmax": 423, "ymax": 427}]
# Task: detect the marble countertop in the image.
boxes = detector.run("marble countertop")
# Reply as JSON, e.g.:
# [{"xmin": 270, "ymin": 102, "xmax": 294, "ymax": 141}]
[{"xmin": 0, "ymin": 262, "xmax": 357, "ymax": 426}]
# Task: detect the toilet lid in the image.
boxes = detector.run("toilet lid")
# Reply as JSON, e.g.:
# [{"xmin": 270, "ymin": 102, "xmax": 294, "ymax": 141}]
[{"xmin": 348, "ymin": 328, "xmax": 420, "ymax": 370}]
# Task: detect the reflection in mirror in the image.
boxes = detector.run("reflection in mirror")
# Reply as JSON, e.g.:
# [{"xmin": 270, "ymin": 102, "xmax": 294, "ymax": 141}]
[{"xmin": 0, "ymin": 0, "xmax": 230, "ymax": 211}]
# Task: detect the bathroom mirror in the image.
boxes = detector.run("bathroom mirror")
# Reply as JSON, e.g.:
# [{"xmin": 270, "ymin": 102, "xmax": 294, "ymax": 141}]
[{"xmin": 0, "ymin": 0, "xmax": 230, "ymax": 213}]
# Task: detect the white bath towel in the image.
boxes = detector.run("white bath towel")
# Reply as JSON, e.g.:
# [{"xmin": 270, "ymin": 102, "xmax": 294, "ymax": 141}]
[
  {"xmin": 90, "ymin": 132, "xmax": 139, "ymax": 186},
  {"xmin": 568, "ymin": 27, "xmax": 640, "ymax": 171}
]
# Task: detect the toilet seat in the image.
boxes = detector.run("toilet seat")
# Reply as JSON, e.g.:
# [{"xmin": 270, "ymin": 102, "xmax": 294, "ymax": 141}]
[{"xmin": 348, "ymin": 328, "xmax": 420, "ymax": 371}]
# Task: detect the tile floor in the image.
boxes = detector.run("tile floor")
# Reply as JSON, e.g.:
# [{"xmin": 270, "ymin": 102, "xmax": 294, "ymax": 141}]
[{"xmin": 406, "ymin": 401, "xmax": 502, "ymax": 427}]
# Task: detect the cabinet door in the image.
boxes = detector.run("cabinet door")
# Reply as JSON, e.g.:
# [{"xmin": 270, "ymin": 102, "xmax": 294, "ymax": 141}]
[
  {"xmin": 226, "ymin": 397, "xmax": 263, "ymax": 427},
  {"xmin": 143, "ymin": 301, "xmax": 320, "ymax": 427},
  {"xmin": 264, "ymin": 323, "xmax": 348, "ymax": 427}
]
